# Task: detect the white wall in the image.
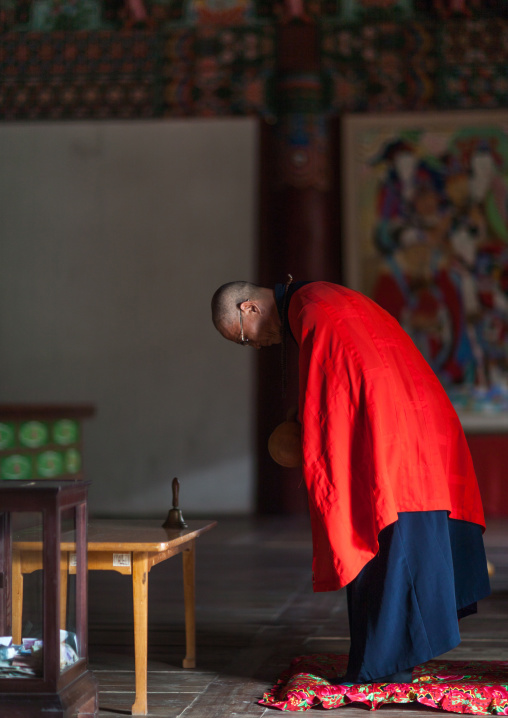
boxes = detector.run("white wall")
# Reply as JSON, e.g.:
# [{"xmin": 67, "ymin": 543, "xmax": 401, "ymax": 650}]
[{"xmin": 0, "ymin": 118, "xmax": 257, "ymax": 516}]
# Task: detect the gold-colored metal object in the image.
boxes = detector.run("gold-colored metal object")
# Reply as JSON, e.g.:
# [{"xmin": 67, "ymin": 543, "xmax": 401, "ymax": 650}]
[{"xmin": 162, "ymin": 477, "xmax": 188, "ymax": 529}]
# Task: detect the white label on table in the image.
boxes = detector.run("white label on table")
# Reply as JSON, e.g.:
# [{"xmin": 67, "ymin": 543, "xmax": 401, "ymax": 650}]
[
  {"xmin": 70, "ymin": 553, "xmax": 77, "ymax": 567},
  {"xmin": 113, "ymin": 553, "xmax": 131, "ymax": 567}
]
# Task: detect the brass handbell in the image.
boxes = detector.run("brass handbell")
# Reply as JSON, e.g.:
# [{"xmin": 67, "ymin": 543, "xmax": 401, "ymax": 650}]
[{"xmin": 162, "ymin": 477, "xmax": 188, "ymax": 529}]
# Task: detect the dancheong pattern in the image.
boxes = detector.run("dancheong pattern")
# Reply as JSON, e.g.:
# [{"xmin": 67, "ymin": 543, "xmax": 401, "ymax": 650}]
[
  {"xmin": 1, "ymin": 1, "xmax": 508, "ymax": 119},
  {"xmin": 0, "ymin": 419, "xmax": 83, "ymax": 480}
]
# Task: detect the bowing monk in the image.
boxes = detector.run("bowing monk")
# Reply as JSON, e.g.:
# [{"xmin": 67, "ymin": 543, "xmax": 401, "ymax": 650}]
[{"xmin": 211, "ymin": 279, "xmax": 490, "ymax": 684}]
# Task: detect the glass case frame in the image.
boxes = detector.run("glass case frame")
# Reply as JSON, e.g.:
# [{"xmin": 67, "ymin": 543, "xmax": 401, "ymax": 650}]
[{"xmin": 0, "ymin": 480, "xmax": 97, "ymax": 718}]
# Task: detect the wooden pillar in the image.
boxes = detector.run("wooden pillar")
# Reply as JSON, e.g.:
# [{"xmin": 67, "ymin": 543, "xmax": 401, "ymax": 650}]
[{"xmin": 256, "ymin": 22, "xmax": 341, "ymax": 514}]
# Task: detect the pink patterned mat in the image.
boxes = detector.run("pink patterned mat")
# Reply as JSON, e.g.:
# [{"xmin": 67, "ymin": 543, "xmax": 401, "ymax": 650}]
[{"xmin": 259, "ymin": 654, "xmax": 508, "ymax": 713}]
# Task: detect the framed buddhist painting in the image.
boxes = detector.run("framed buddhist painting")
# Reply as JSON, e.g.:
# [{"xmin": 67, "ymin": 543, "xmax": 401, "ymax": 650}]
[{"xmin": 341, "ymin": 111, "xmax": 508, "ymax": 429}]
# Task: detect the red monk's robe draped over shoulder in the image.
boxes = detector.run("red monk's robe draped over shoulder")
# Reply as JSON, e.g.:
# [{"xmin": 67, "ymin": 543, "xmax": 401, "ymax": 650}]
[{"xmin": 288, "ymin": 282, "xmax": 486, "ymax": 593}]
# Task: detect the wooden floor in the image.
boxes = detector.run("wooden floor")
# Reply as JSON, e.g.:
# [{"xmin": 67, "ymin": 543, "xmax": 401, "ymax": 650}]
[{"xmin": 88, "ymin": 514, "xmax": 508, "ymax": 717}]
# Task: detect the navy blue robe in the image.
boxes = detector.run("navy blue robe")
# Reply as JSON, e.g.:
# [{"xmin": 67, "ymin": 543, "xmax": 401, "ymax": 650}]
[{"xmin": 344, "ymin": 511, "xmax": 490, "ymax": 682}]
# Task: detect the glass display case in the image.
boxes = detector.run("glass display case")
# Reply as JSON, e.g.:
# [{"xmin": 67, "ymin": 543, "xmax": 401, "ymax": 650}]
[{"xmin": 0, "ymin": 480, "xmax": 98, "ymax": 717}]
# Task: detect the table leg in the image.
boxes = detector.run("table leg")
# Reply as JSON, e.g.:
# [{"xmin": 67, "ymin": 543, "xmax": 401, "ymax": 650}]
[
  {"xmin": 182, "ymin": 542, "xmax": 196, "ymax": 669},
  {"xmin": 60, "ymin": 551, "xmax": 68, "ymax": 631},
  {"xmin": 11, "ymin": 549, "xmax": 23, "ymax": 644},
  {"xmin": 131, "ymin": 551, "xmax": 149, "ymax": 716}
]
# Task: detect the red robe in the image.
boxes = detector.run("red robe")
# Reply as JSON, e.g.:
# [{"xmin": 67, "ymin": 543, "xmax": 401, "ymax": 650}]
[{"xmin": 288, "ymin": 282, "xmax": 486, "ymax": 592}]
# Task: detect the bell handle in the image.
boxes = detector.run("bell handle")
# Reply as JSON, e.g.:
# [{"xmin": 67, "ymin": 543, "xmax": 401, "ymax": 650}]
[{"xmin": 172, "ymin": 477, "xmax": 180, "ymax": 508}]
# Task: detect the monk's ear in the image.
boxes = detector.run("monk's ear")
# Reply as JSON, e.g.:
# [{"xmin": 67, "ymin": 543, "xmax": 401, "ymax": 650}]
[{"xmin": 240, "ymin": 300, "xmax": 260, "ymax": 315}]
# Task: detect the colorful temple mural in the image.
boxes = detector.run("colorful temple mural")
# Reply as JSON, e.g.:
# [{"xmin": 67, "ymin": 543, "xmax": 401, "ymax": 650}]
[{"xmin": 344, "ymin": 115, "xmax": 508, "ymax": 415}]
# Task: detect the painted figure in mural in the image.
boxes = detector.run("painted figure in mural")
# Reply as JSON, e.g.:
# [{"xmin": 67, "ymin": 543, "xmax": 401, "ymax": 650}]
[
  {"xmin": 440, "ymin": 138, "xmax": 508, "ymax": 392},
  {"xmin": 211, "ymin": 279, "xmax": 491, "ymax": 685},
  {"xmin": 370, "ymin": 131, "xmax": 508, "ymax": 401},
  {"xmin": 371, "ymin": 139, "xmax": 476, "ymax": 384},
  {"xmin": 469, "ymin": 142, "xmax": 508, "ymax": 244}
]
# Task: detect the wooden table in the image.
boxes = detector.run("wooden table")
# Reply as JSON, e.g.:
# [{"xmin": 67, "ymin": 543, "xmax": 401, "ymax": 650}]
[{"xmin": 13, "ymin": 518, "xmax": 217, "ymax": 715}]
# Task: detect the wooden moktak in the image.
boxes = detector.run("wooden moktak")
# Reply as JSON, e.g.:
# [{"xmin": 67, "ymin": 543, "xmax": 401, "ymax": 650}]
[{"xmin": 268, "ymin": 410, "xmax": 302, "ymax": 468}]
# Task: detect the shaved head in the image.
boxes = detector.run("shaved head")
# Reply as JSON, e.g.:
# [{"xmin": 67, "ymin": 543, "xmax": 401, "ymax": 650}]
[
  {"xmin": 211, "ymin": 281, "xmax": 264, "ymax": 331},
  {"xmin": 211, "ymin": 281, "xmax": 282, "ymax": 348}
]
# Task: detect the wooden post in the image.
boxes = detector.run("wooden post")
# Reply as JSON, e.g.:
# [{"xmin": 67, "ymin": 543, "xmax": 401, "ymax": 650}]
[
  {"xmin": 11, "ymin": 548, "xmax": 23, "ymax": 645},
  {"xmin": 256, "ymin": 21, "xmax": 341, "ymax": 514},
  {"xmin": 60, "ymin": 551, "xmax": 68, "ymax": 631}
]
